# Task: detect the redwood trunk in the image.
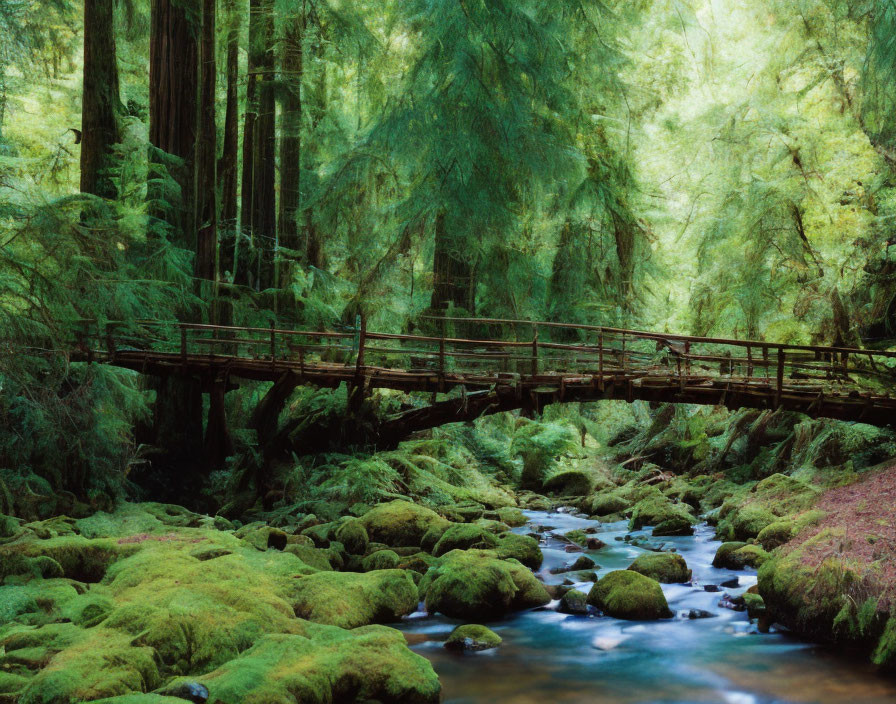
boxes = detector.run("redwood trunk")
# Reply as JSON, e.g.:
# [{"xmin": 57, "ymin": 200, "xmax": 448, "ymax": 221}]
[
  {"xmin": 430, "ymin": 211, "xmax": 474, "ymax": 312},
  {"xmin": 195, "ymin": 0, "xmax": 217, "ymax": 284},
  {"xmin": 218, "ymin": 0, "xmax": 240, "ymax": 282},
  {"xmin": 80, "ymin": 0, "xmax": 121, "ymax": 199}
]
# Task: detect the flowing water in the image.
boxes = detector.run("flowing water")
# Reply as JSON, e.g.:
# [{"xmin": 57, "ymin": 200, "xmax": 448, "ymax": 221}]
[{"xmin": 398, "ymin": 509, "xmax": 896, "ymax": 703}]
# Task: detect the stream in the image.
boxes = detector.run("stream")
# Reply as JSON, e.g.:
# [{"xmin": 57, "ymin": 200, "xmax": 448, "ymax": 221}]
[{"xmin": 398, "ymin": 509, "xmax": 896, "ymax": 703}]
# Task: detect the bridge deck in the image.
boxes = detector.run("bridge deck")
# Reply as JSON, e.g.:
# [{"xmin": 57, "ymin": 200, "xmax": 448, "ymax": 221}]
[{"xmin": 70, "ymin": 316, "xmax": 896, "ymax": 427}]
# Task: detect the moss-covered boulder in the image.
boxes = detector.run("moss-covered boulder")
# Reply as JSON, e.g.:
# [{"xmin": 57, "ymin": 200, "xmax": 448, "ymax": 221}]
[
  {"xmin": 712, "ymin": 541, "xmax": 769, "ymax": 570},
  {"xmin": 432, "ymin": 524, "xmax": 497, "ymax": 556},
  {"xmin": 716, "ymin": 474, "xmax": 819, "ymax": 542},
  {"xmin": 493, "ymin": 533, "xmax": 543, "ymax": 570},
  {"xmin": 360, "ymin": 501, "xmax": 449, "ymax": 548},
  {"xmin": 496, "ymin": 507, "xmax": 528, "ymax": 527},
  {"xmin": 588, "ymin": 491, "xmax": 630, "ymax": 517},
  {"xmin": 361, "ymin": 549, "xmax": 401, "ymax": 572},
  {"xmin": 190, "ymin": 627, "xmax": 440, "ymax": 703},
  {"xmin": 587, "ymin": 570, "xmax": 673, "ymax": 620},
  {"xmin": 333, "ymin": 518, "xmax": 369, "ymax": 555},
  {"xmin": 420, "ymin": 550, "xmax": 550, "ymax": 620},
  {"xmin": 629, "ymin": 495, "xmax": 695, "ymax": 535},
  {"xmin": 627, "ymin": 553, "xmax": 691, "ymax": 584},
  {"xmin": 444, "ymin": 624, "xmax": 502, "ymax": 651},
  {"xmin": 542, "ymin": 470, "xmax": 594, "ymax": 496},
  {"xmin": 291, "ymin": 570, "xmax": 418, "ymax": 629}
]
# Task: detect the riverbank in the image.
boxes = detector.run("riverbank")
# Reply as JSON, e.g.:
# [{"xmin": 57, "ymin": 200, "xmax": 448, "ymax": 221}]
[{"xmin": 2, "ymin": 402, "xmax": 896, "ymax": 702}]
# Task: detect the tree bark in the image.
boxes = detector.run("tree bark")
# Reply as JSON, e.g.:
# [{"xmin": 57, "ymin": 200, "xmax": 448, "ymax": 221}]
[
  {"xmin": 241, "ymin": 0, "xmax": 277, "ymax": 291},
  {"xmin": 278, "ymin": 9, "xmax": 304, "ymax": 272},
  {"xmin": 80, "ymin": 0, "xmax": 121, "ymax": 199},
  {"xmin": 149, "ymin": 0, "xmax": 199, "ymax": 249},
  {"xmin": 218, "ymin": 0, "xmax": 241, "ymax": 282},
  {"xmin": 195, "ymin": 0, "xmax": 217, "ymax": 284}
]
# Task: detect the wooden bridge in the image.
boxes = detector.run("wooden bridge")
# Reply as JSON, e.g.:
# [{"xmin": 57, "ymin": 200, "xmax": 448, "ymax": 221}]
[{"xmin": 68, "ymin": 316, "xmax": 896, "ymax": 431}]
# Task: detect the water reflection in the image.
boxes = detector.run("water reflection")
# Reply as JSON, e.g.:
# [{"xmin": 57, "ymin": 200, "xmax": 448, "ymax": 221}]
[{"xmin": 398, "ymin": 509, "xmax": 896, "ymax": 703}]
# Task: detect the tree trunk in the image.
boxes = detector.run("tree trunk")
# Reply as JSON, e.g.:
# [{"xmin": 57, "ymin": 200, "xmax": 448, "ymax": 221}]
[
  {"xmin": 195, "ymin": 0, "xmax": 217, "ymax": 284},
  {"xmin": 149, "ymin": 0, "xmax": 199, "ymax": 249},
  {"xmin": 146, "ymin": 0, "xmax": 204, "ymax": 482},
  {"xmin": 218, "ymin": 0, "xmax": 240, "ymax": 283},
  {"xmin": 241, "ymin": 0, "xmax": 277, "ymax": 291},
  {"xmin": 278, "ymin": 9, "xmax": 304, "ymax": 282},
  {"xmin": 80, "ymin": 0, "xmax": 121, "ymax": 199},
  {"xmin": 430, "ymin": 211, "xmax": 474, "ymax": 312}
]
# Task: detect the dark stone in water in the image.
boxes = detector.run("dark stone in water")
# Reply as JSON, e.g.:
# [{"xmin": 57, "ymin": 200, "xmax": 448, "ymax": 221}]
[
  {"xmin": 614, "ymin": 536, "xmax": 625, "ymax": 542},
  {"xmin": 544, "ymin": 583, "xmax": 572, "ymax": 599},
  {"xmin": 586, "ymin": 537, "xmax": 606, "ymax": 550},
  {"xmin": 549, "ymin": 555, "xmax": 596, "ymax": 574},
  {"xmin": 564, "ymin": 545, "xmax": 584, "ymax": 553},
  {"xmin": 687, "ymin": 609, "xmax": 717, "ymax": 620},
  {"xmin": 558, "ymin": 589, "xmax": 590, "ymax": 615},
  {"xmin": 162, "ymin": 682, "xmax": 209, "ymax": 703},
  {"xmin": 720, "ymin": 578, "xmax": 740, "ymax": 588},
  {"xmin": 535, "ymin": 525, "xmax": 556, "ymax": 533},
  {"xmin": 573, "ymin": 570, "xmax": 598, "ymax": 582},
  {"xmin": 703, "ymin": 584, "xmax": 722, "ymax": 593},
  {"xmin": 719, "ymin": 594, "xmax": 747, "ymax": 612}
]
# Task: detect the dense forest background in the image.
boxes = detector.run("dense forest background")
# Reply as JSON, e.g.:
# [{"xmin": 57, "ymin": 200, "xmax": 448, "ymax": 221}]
[{"xmin": 3, "ymin": 0, "xmax": 896, "ymax": 518}]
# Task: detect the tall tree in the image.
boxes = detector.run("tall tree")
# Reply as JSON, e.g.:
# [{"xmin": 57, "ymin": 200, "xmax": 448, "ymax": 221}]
[
  {"xmin": 218, "ymin": 0, "xmax": 241, "ymax": 282},
  {"xmin": 195, "ymin": 0, "xmax": 216, "ymax": 284},
  {"xmin": 79, "ymin": 0, "xmax": 121, "ymax": 199},
  {"xmin": 240, "ymin": 0, "xmax": 276, "ymax": 290},
  {"xmin": 277, "ymin": 4, "xmax": 304, "ymax": 286}
]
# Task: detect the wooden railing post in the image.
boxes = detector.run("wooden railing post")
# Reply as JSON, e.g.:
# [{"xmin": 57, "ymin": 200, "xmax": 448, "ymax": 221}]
[
  {"xmin": 531, "ymin": 324, "xmax": 539, "ymax": 377},
  {"xmin": 180, "ymin": 326, "xmax": 188, "ymax": 364},
  {"xmin": 775, "ymin": 347, "xmax": 785, "ymax": 408},
  {"xmin": 598, "ymin": 330, "xmax": 604, "ymax": 391},
  {"xmin": 747, "ymin": 346, "xmax": 753, "ymax": 378},
  {"xmin": 355, "ymin": 314, "xmax": 367, "ymax": 373},
  {"xmin": 621, "ymin": 333, "xmax": 627, "ymax": 372},
  {"xmin": 270, "ymin": 324, "xmax": 276, "ymax": 366}
]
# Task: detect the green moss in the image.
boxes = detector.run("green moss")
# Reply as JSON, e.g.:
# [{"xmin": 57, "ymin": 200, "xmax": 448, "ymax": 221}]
[
  {"xmin": 195, "ymin": 627, "xmax": 440, "ymax": 704},
  {"xmin": 542, "ymin": 469, "xmax": 594, "ymax": 496},
  {"xmin": 420, "ymin": 549, "xmax": 549, "ymax": 620},
  {"xmin": 18, "ymin": 628, "xmax": 161, "ymax": 704},
  {"xmin": 474, "ymin": 518, "xmax": 511, "ymax": 534},
  {"xmin": 493, "ymin": 533, "xmax": 543, "ymax": 570},
  {"xmin": 1, "ymin": 536, "xmax": 136, "ymax": 583},
  {"xmin": 360, "ymin": 500, "xmax": 449, "ymax": 547},
  {"xmin": 282, "ymin": 544, "xmax": 334, "ymax": 571},
  {"xmin": 872, "ymin": 615, "xmax": 896, "ymax": 668},
  {"xmin": 711, "ymin": 542, "xmax": 748, "ymax": 568},
  {"xmin": 627, "ymin": 553, "xmax": 691, "ymax": 583},
  {"xmin": 628, "ymin": 495, "xmax": 695, "ymax": 534},
  {"xmin": 291, "ymin": 570, "xmax": 419, "ymax": 629},
  {"xmin": 333, "ymin": 518, "xmax": 369, "ymax": 555},
  {"xmin": 361, "ymin": 549, "xmax": 401, "ymax": 571},
  {"xmin": 444, "ymin": 624, "xmax": 502, "ymax": 651},
  {"xmin": 433, "ymin": 524, "xmax": 497, "ymax": 556},
  {"xmin": 587, "ymin": 570, "xmax": 673, "ymax": 620},
  {"xmin": 0, "ymin": 671, "xmax": 30, "ymax": 695},
  {"xmin": 496, "ymin": 507, "xmax": 528, "ymax": 527},
  {"xmin": 589, "ymin": 491, "xmax": 630, "ymax": 517},
  {"xmin": 743, "ymin": 592, "xmax": 766, "ymax": 620}
]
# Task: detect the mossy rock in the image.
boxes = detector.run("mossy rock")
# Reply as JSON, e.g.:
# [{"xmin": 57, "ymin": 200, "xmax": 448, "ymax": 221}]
[
  {"xmin": 627, "ymin": 553, "xmax": 691, "ymax": 584},
  {"xmin": 628, "ymin": 495, "xmax": 695, "ymax": 534},
  {"xmin": 194, "ymin": 627, "xmax": 440, "ymax": 703},
  {"xmin": 333, "ymin": 518, "xmax": 369, "ymax": 556},
  {"xmin": 493, "ymin": 533, "xmax": 543, "ymax": 570},
  {"xmin": 756, "ymin": 520, "xmax": 796, "ymax": 550},
  {"xmin": 17, "ymin": 628, "xmax": 161, "ymax": 704},
  {"xmin": 0, "ymin": 514, "xmax": 20, "ymax": 539},
  {"xmin": 361, "ymin": 549, "xmax": 401, "ymax": 572},
  {"xmin": 473, "ymin": 518, "xmax": 511, "ymax": 534},
  {"xmin": 239, "ymin": 526, "xmax": 288, "ymax": 551},
  {"xmin": 589, "ymin": 491, "xmax": 630, "ymax": 517},
  {"xmin": 587, "ymin": 570, "xmax": 673, "ymax": 620},
  {"xmin": 433, "ymin": 524, "xmax": 497, "ymax": 556},
  {"xmin": 283, "ymin": 544, "xmax": 334, "ymax": 571},
  {"xmin": 396, "ymin": 552, "xmax": 439, "ymax": 573},
  {"xmin": 291, "ymin": 570, "xmax": 418, "ymax": 629},
  {"xmin": 420, "ymin": 524, "xmax": 451, "ymax": 553},
  {"xmin": 444, "ymin": 624, "xmax": 502, "ymax": 651},
  {"xmin": 300, "ymin": 522, "xmax": 336, "ymax": 548},
  {"xmin": 743, "ymin": 592, "xmax": 766, "ymax": 620},
  {"xmin": 712, "ymin": 541, "xmax": 771, "ymax": 570},
  {"xmin": 496, "ymin": 507, "xmax": 528, "ymax": 527},
  {"xmin": 1, "ymin": 536, "xmax": 136, "ymax": 583},
  {"xmin": 360, "ymin": 501, "xmax": 449, "ymax": 548},
  {"xmin": 542, "ymin": 470, "xmax": 594, "ymax": 496},
  {"xmin": 420, "ymin": 549, "xmax": 550, "ymax": 620}
]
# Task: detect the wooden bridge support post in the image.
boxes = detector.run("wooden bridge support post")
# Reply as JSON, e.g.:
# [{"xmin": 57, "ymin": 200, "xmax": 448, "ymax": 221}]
[
  {"xmin": 775, "ymin": 347, "xmax": 785, "ymax": 409},
  {"xmin": 531, "ymin": 324, "xmax": 539, "ymax": 378},
  {"xmin": 598, "ymin": 330, "xmax": 604, "ymax": 391}
]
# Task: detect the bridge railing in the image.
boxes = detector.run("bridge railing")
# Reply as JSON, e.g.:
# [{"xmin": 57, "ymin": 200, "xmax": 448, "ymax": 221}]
[{"xmin": 71, "ymin": 316, "xmax": 896, "ymax": 400}]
